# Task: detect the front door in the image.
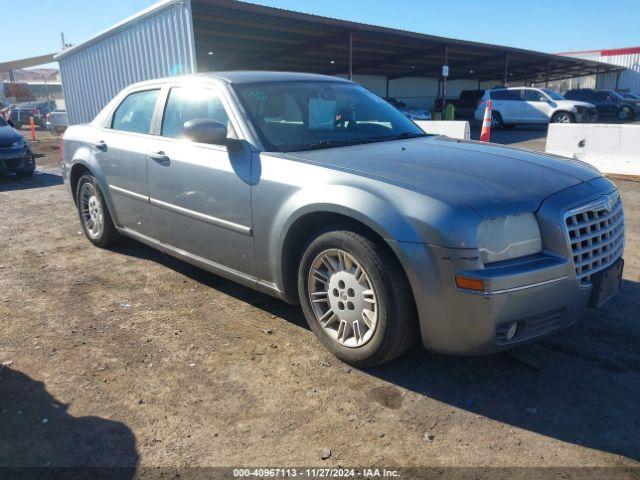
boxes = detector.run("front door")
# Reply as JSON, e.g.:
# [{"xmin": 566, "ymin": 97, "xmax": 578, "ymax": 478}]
[
  {"xmin": 520, "ymin": 89, "xmax": 553, "ymax": 123},
  {"xmin": 146, "ymin": 85, "xmax": 254, "ymax": 276}
]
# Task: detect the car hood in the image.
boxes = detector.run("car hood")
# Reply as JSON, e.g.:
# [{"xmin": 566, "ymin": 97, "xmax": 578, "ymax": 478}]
[
  {"xmin": 0, "ymin": 124, "xmax": 22, "ymax": 147},
  {"xmin": 285, "ymin": 136, "xmax": 601, "ymax": 218}
]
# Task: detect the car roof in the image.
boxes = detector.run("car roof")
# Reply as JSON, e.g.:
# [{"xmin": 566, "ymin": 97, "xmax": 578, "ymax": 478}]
[{"xmin": 126, "ymin": 71, "xmax": 352, "ymax": 89}]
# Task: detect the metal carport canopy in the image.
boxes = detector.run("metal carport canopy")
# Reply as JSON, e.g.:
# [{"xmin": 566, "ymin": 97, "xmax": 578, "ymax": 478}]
[{"xmin": 191, "ymin": 0, "xmax": 621, "ymax": 83}]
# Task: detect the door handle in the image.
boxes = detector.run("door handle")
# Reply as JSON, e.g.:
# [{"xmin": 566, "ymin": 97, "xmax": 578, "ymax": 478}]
[
  {"xmin": 91, "ymin": 140, "xmax": 107, "ymax": 151},
  {"xmin": 149, "ymin": 151, "xmax": 170, "ymax": 165}
]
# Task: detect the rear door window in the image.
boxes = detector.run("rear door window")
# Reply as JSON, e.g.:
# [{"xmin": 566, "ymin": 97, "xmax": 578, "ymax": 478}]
[
  {"xmin": 111, "ymin": 89, "xmax": 160, "ymax": 134},
  {"xmin": 491, "ymin": 90, "xmax": 520, "ymax": 101}
]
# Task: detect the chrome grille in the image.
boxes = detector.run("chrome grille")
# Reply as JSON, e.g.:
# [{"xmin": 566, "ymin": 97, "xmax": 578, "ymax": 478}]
[{"xmin": 565, "ymin": 192, "xmax": 624, "ymax": 285}]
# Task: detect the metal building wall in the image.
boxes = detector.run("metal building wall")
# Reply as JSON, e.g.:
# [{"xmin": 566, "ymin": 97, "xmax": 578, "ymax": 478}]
[
  {"xmin": 558, "ymin": 49, "xmax": 640, "ymax": 94},
  {"xmin": 57, "ymin": 0, "xmax": 197, "ymax": 124}
]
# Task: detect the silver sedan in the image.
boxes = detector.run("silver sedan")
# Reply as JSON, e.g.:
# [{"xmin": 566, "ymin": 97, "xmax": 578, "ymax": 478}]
[{"xmin": 61, "ymin": 72, "xmax": 625, "ymax": 366}]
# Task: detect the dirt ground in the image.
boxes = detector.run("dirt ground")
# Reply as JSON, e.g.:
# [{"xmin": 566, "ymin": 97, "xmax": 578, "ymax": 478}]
[{"xmin": 1, "ymin": 136, "xmax": 639, "ymax": 478}]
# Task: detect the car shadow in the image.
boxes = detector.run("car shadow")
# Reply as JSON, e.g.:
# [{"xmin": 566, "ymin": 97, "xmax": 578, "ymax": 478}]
[
  {"xmin": 368, "ymin": 277, "xmax": 640, "ymax": 461},
  {"xmin": 0, "ymin": 171, "xmax": 63, "ymax": 192},
  {"xmin": 0, "ymin": 366, "xmax": 139, "ymax": 477},
  {"xmin": 108, "ymin": 240, "xmax": 309, "ymax": 330},
  {"xmin": 109, "ymin": 238, "xmax": 640, "ymax": 462}
]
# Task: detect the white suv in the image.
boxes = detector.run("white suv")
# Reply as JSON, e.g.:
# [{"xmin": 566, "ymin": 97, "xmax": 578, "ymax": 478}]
[{"xmin": 474, "ymin": 87, "xmax": 597, "ymax": 129}]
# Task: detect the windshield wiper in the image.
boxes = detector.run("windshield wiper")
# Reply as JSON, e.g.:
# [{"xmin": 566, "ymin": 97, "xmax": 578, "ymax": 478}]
[
  {"xmin": 389, "ymin": 131, "xmax": 429, "ymax": 140},
  {"xmin": 303, "ymin": 132, "xmax": 427, "ymax": 151}
]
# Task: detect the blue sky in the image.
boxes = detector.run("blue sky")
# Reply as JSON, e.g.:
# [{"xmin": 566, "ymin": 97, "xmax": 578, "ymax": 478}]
[{"xmin": 3, "ymin": 0, "xmax": 639, "ymax": 64}]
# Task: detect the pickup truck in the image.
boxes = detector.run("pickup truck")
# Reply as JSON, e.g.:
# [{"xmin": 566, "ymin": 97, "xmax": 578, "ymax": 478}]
[
  {"xmin": 61, "ymin": 71, "xmax": 624, "ymax": 366},
  {"xmin": 433, "ymin": 89, "xmax": 485, "ymax": 117}
]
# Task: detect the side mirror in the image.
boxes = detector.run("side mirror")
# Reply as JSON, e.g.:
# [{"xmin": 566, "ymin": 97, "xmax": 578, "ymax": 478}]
[{"xmin": 183, "ymin": 118, "xmax": 227, "ymax": 145}]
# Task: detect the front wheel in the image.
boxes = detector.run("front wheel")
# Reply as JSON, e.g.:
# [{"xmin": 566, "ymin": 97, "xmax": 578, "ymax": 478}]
[
  {"xmin": 551, "ymin": 111, "xmax": 574, "ymax": 123},
  {"xmin": 75, "ymin": 174, "xmax": 120, "ymax": 247},
  {"xmin": 298, "ymin": 228, "xmax": 417, "ymax": 367}
]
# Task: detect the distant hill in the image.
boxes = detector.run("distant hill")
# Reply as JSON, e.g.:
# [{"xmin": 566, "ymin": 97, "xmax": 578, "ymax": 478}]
[{"xmin": 0, "ymin": 68, "xmax": 60, "ymax": 83}]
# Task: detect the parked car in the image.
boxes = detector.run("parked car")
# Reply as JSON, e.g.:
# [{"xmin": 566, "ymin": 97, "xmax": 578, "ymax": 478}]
[
  {"xmin": 383, "ymin": 97, "xmax": 431, "ymax": 120},
  {"xmin": 564, "ymin": 89, "xmax": 640, "ymax": 121},
  {"xmin": 46, "ymin": 109, "xmax": 69, "ymax": 134},
  {"xmin": 61, "ymin": 72, "xmax": 625, "ymax": 366},
  {"xmin": 0, "ymin": 116, "xmax": 35, "ymax": 176},
  {"xmin": 434, "ymin": 89, "xmax": 485, "ymax": 117},
  {"xmin": 9, "ymin": 100, "xmax": 57, "ymax": 129},
  {"xmin": 475, "ymin": 87, "xmax": 597, "ymax": 128}
]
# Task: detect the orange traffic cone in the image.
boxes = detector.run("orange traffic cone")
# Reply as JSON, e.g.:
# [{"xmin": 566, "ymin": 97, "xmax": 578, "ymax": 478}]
[{"xmin": 479, "ymin": 100, "xmax": 492, "ymax": 142}]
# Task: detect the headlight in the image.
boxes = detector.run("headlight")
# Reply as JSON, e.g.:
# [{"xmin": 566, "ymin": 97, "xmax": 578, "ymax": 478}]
[
  {"xmin": 477, "ymin": 213, "xmax": 542, "ymax": 264},
  {"xmin": 11, "ymin": 138, "xmax": 25, "ymax": 148}
]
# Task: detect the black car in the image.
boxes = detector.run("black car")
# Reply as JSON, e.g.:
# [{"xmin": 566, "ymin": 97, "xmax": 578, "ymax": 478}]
[
  {"xmin": 8, "ymin": 100, "xmax": 57, "ymax": 129},
  {"xmin": 0, "ymin": 117, "xmax": 35, "ymax": 177},
  {"xmin": 564, "ymin": 89, "xmax": 640, "ymax": 121}
]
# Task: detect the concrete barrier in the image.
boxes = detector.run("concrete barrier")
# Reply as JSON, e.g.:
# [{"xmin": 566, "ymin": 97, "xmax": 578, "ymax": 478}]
[
  {"xmin": 546, "ymin": 123, "xmax": 640, "ymax": 176},
  {"xmin": 415, "ymin": 120, "xmax": 470, "ymax": 140}
]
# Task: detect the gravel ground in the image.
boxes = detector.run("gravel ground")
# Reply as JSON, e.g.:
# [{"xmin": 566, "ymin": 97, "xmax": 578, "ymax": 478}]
[{"xmin": 0, "ymin": 137, "xmax": 639, "ymax": 477}]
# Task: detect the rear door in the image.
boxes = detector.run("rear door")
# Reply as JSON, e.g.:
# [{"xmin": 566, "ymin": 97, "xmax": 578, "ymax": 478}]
[
  {"xmin": 491, "ymin": 89, "xmax": 522, "ymax": 122},
  {"xmin": 146, "ymin": 83, "xmax": 254, "ymax": 276},
  {"xmin": 94, "ymin": 88, "xmax": 160, "ymax": 238}
]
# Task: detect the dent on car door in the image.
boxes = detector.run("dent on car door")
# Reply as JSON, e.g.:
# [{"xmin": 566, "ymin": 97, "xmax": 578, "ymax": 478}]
[
  {"xmin": 146, "ymin": 85, "xmax": 255, "ymax": 276},
  {"xmin": 96, "ymin": 88, "xmax": 159, "ymax": 238}
]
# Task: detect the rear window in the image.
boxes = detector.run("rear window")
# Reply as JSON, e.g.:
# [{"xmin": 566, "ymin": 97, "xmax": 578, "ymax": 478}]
[
  {"xmin": 111, "ymin": 89, "xmax": 159, "ymax": 134},
  {"xmin": 490, "ymin": 90, "xmax": 521, "ymax": 101},
  {"xmin": 460, "ymin": 90, "xmax": 484, "ymax": 100}
]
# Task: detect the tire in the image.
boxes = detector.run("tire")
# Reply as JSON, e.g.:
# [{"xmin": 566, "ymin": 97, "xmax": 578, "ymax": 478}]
[
  {"xmin": 16, "ymin": 168, "xmax": 35, "ymax": 178},
  {"xmin": 491, "ymin": 111, "xmax": 504, "ymax": 130},
  {"xmin": 75, "ymin": 174, "xmax": 120, "ymax": 247},
  {"xmin": 551, "ymin": 111, "xmax": 574, "ymax": 123},
  {"xmin": 298, "ymin": 228, "xmax": 417, "ymax": 367},
  {"xmin": 618, "ymin": 105, "xmax": 634, "ymax": 121}
]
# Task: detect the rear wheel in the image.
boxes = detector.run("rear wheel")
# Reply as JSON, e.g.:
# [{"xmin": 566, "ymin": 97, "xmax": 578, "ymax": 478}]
[
  {"xmin": 298, "ymin": 228, "xmax": 417, "ymax": 367},
  {"xmin": 551, "ymin": 111, "xmax": 574, "ymax": 123},
  {"xmin": 491, "ymin": 111, "xmax": 505, "ymax": 130},
  {"xmin": 75, "ymin": 174, "xmax": 120, "ymax": 247}
]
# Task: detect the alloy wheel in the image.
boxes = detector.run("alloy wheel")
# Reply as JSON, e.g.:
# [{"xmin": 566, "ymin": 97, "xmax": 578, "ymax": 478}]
[
  {"xmin": 79, "ymin": 182, "xmax": 104, "ymax": 239},
  {"xmin": 307, "ymin": 249, "xmax": 378, "ymax": 348}
]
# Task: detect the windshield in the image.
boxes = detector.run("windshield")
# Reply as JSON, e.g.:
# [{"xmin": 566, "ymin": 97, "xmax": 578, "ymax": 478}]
[
  {"xmin": 234, "ymin": 81, "xmax": 426, "ymax": 152},
  {"xmin": 606, "ymin": 90, "xmax": 624, "ymax": 100},
  {"xmin": 542, "ymin": 88, "xmax": 565, "ymax": 101}
]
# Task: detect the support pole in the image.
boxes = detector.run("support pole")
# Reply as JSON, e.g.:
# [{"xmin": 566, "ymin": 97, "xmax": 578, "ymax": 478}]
[
  {"xmin": 385, "ymin": 77, "xmax": 389, "ymax": 97},
  {"xmin": 615, "ymin": 70, "xmax": 621, "ymax": 91},
  {"xmin": 347, "ymin": 32, "xmax": 353, "ymax": 80},
  {"xmin": 442, "ymin": 46, "xmax": 448, "ymax": 113},
  {"xmin": 545, "ymin": 61, "xmax": 551, "ymax": 88},
  {"xmin": 503, "ymin": 54, "xmax": 509, "ymax": 86}
]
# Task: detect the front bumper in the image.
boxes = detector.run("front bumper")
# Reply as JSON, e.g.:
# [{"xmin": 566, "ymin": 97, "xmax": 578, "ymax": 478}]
[
  {"xmin": 0, "ymin": 148, "xmax": 35, "ymax": 174},
  {"xmin": 390, "ymin": 177, "xmax": 623, "ymax": 355},
  {"xmin": 575, "ymin": 108, "xmax": 598, "ymax": 123}
]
